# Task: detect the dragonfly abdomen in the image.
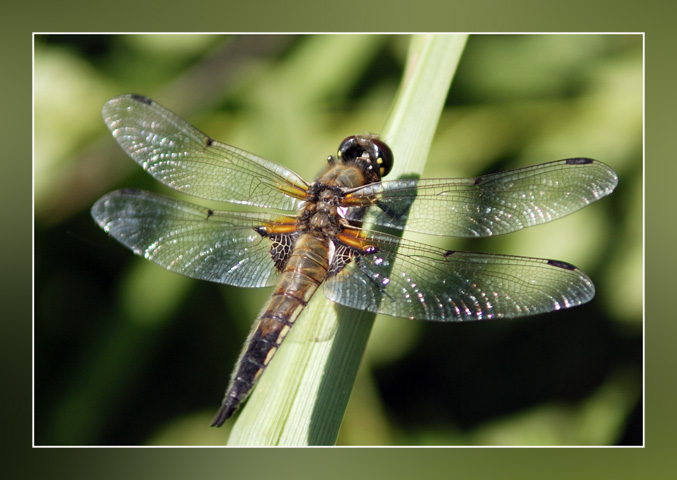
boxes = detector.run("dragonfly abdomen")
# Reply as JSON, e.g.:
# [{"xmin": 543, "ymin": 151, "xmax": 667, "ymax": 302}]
[{"xmin": 211, "ymin": 234, "xmax": 330, "ymax": 426}]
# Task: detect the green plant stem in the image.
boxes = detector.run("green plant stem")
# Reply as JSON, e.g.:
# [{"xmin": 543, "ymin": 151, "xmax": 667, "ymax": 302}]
[{"xmin": 227, "ymin": 34, "xmax": 468, "ymax": 446}]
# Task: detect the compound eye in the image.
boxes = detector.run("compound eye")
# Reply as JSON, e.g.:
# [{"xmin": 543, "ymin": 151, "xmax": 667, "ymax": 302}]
[
  {"xmin": 370, "ymin": 138, "xmax": 394, "ymax": 177},
  {"xmin": 337, "ymin": 136, "xmax": 361, "ymax": 162},
  {"xmin": 337, "ymin": 135, "xmax": 395, "ymax": 178}
]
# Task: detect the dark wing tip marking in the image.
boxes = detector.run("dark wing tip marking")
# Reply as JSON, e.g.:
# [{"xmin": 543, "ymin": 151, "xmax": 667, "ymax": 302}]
[
  {"xmin": 547, "ymin": 259, "xmax": 577, "ymax": 271},
  {"xmin": 565, "ymin": 157, "xmax": 594, "ymax": 165},
  {"xmin": 129, "ymin": 93, "xmax": 152, "ymax": 105}
]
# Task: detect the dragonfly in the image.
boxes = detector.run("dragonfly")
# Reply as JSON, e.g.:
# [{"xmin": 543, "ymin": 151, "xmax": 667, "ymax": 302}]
[{"xmin": 91, "ymin": 94, "xmax": 618, "ymax": 427}]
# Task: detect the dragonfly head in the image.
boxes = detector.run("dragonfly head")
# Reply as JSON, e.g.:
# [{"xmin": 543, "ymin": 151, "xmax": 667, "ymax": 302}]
[{"xmin": 335, "ymin": 135, "xmax": 394, "ymax": 179}]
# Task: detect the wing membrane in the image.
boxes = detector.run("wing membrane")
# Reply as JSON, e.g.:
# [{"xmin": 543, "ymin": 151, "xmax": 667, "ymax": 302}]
[
  {"xmin": 102, "ymin": 94, "xmax": 309, "ymax": 211},
  {"xmin": 91, "ymin": 189, "xmax": 285, "ymax": 288},
  {"xmin": 323, "ymin": 229, "xmax": 595, "ymax": 321},
  {"xmin": 343, "ymin": 158, "xmax": 618, "ymax": 237}
]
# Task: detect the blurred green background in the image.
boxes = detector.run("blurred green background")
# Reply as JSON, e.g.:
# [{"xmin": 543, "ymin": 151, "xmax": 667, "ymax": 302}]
[{"xmin": 34, "ymin": 34, "xmax": 642, "ymax": 446}]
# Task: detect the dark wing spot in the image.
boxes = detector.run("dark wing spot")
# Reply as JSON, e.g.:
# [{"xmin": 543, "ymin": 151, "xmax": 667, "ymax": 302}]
[
  {"xmin": 206, "ymin": 208, "xmax": 214, "ymax": 218},
  {"xmin": 130, "ymin": 94, "xmax": 152, "ymax": 105},
  {"xmin": 328, "ymin": 243, "xmax": 355, "ymax": 277},
  {"xmin": 444, "ymin": 250, "xmax": 456, "ymax": 258},
  {"xmin": 566, "ymin": 157, "xmax": 594, "ymax": 165},
  {"xmin": 205, "ymin": 136, "xmax": 214, "ymax": 147},
  {"xmin": 547, "ymin": 259, "xmax": 576, "ymax": 270},
  {"xmin": 266, "ymin": 233, "xmax": 296, "ymax": 272},
  {"xmin": 474, "ymin": 176, "xmax": 484, "ymax": 186}
]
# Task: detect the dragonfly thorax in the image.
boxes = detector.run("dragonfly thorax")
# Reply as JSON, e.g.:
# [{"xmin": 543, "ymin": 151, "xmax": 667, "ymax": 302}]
[{"xmin": 300, "ymin": 184, "xmax": 345, "ymax": 236}]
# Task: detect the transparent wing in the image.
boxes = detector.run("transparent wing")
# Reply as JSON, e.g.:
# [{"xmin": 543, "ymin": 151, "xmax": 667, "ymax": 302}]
[
  {"xmin": 342, "ymin": 158, "xmax": 618, "ymax": 236},
  {"xmin": 323, "ymin": 229, "xmax": 595, "ymax": 321},
  {"xmin": 91, "ymin": 189, "xmax": 285, "ymax": 288},
  {"xmin": 103, "ymin": 94, "xmax": 309, "ymax": 210}
]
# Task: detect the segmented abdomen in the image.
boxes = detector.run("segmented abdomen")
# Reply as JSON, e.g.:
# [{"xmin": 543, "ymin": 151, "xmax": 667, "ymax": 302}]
[{"xmin": 211, "ymin": 234, "xmax": 330, "ymax": 426}]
